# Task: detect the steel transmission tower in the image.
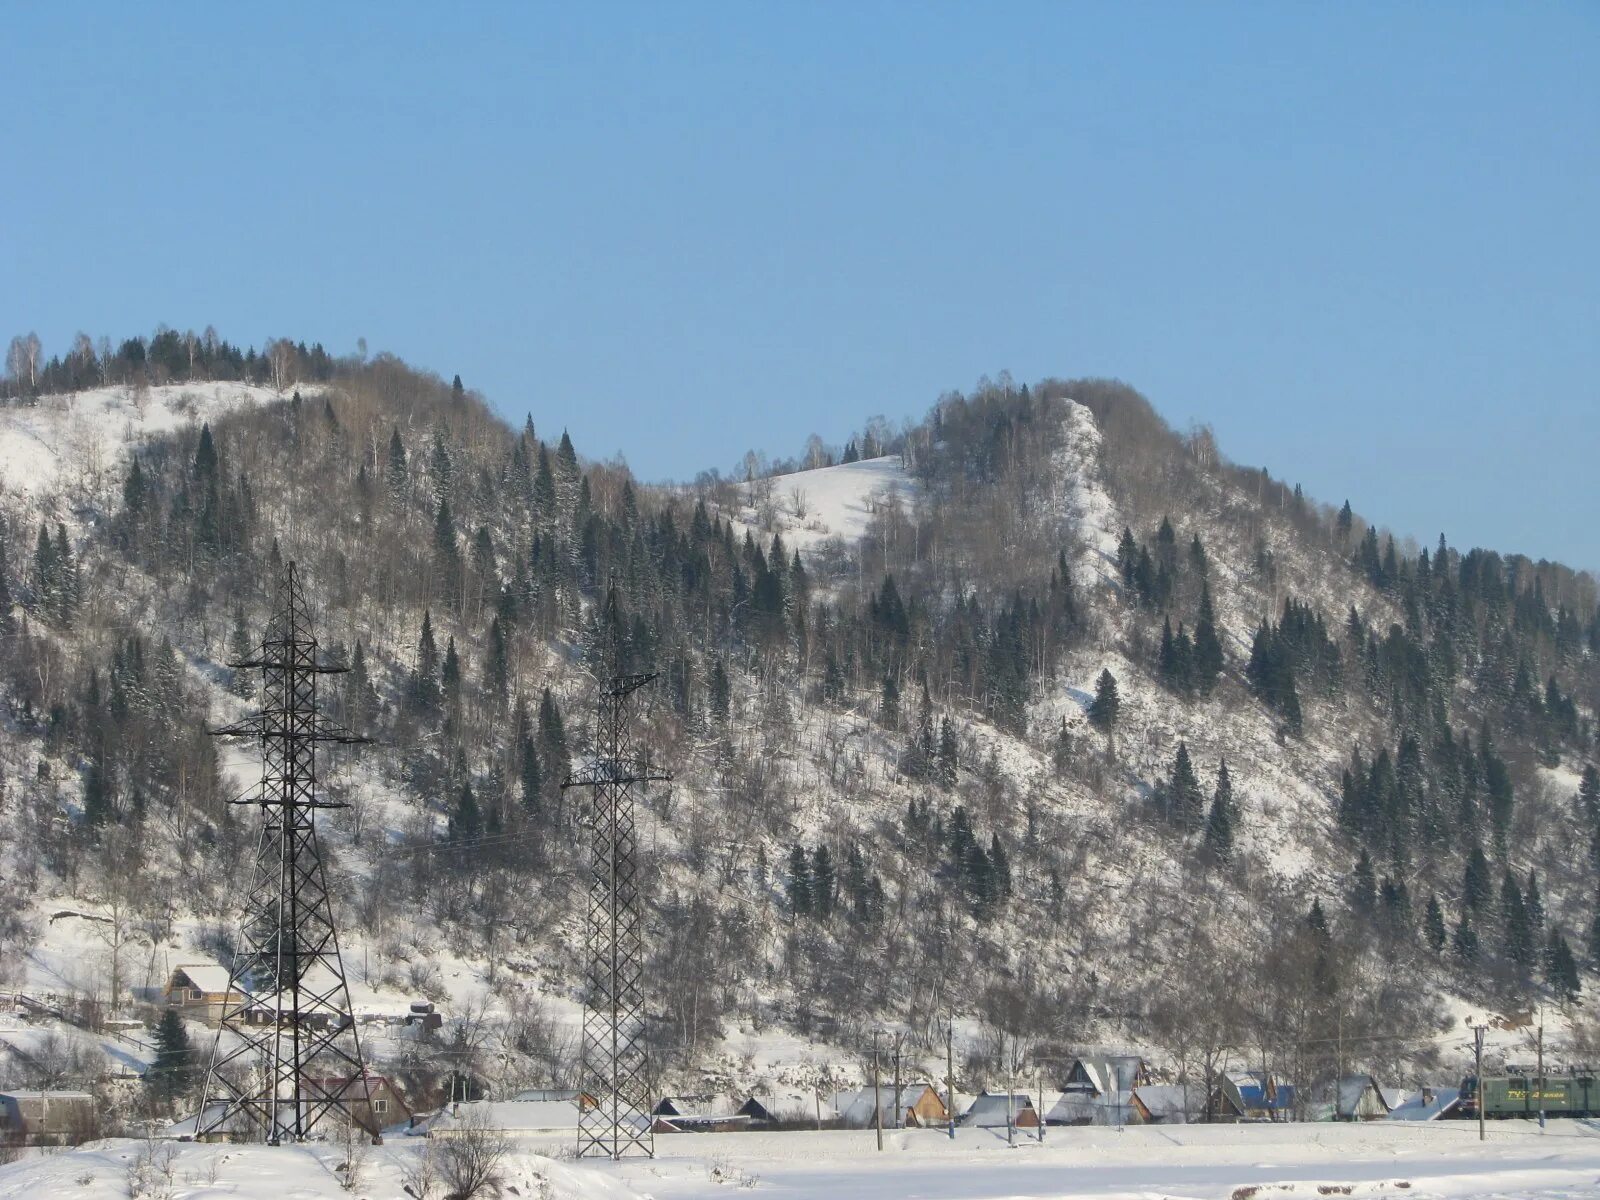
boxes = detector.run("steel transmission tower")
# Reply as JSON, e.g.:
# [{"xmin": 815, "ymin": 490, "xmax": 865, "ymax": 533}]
[
  {"xmin": 196, "ymin": 561, "xmax": 377, "ymax": 1144},
  {"xmin": 564, "ymin": 588, "xmax": 670, "ymax": 1160}
]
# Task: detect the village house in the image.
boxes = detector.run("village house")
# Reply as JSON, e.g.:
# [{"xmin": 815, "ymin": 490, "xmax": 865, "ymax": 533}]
[
  {"xmin": 0, "ymin": 1091, "xmax": 97, "ymax": 1146},
  {"xmin": 1334, "ymin": 1074, "xmax": 1390, "ymax": 1121},
  {"xmin": 509, "ymin": 1087, "xmax": 594, "ymax": 1106},
  {"xmin": 1050, "ymin": 1055, "xmax": 1151, "ymax": 1123},
  {"xmin": 309, "ymin": 1072, "xmax": 411, "ymax": 1131},
  {"xmin": 652, "ymin": 1095, "xmax": 751, "ymax": 1132},
  {"xmin": 418, "ymin": 1098, "xmax": 595, "ymax": 1139},
  {"xmin": 1385, "ymin": 1085, "xmax": 1461, "ymax": 1122},
  {"xmin": 1128, "ymin": 1084, "xmax": 1204, "ymax": 1125},
  {"xmin": 1208, "ymin": 1070, "xmax": 1297, "ymax": 1121},
  {"xmin": 737, "ymin": 1090, "xmax": 820, "ymax": 1128},
  {"xmin": 834, "ymin": 1083, "xmax": 949, "ymax": 1129},
  {"xmin": 960, "ymin": 1091, "xmax": 1041, "ymax": 1129},
  {"xmin": 161, "ymin": 963, "xmax": 244, "ymax": 1027}
]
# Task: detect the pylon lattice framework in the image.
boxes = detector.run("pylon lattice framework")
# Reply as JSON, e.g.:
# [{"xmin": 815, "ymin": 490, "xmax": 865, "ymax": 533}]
[
  {"xmin": 196, "ymin": 561, "xmax": 377, "ymax": 1144},
  {"xmin": 564, "ymin": 602, "xmax": 670, "ymax": 1160}
]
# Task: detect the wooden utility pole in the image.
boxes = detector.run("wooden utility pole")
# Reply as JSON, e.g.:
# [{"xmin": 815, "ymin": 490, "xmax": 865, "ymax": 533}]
[
  {"xmin": 946, "ymin": 1023, "xmax": 956, "ymax": 1141},
  {"xmin": 1006, "ymin": 1034, "xmax": 1016, "ymax": 1148},
  {"xmin": 1537, "ymin": 1016, "xmax": 1546, "ymax": 1133},
  {"xmin": 893, "ymin": 1035, "xmax": 903, "ymax": 1131},
  {"xmin": 873, "ymin": 1033, "xmax": 883, "ymax": 1152},
  {"xmin": 1474, "ymin": 1025, "xmax": 1486, "ymax": 1143}
]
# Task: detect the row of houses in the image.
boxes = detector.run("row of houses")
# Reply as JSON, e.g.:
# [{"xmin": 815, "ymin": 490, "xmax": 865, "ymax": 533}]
[{"xmin": 160, "ymin": 964, "xmax": 441, "ymax": 1031}]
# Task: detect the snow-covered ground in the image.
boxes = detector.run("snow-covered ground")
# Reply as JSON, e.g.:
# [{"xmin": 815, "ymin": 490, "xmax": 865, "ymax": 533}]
[
  {"xmin": 4, "ymin": 1122, "xmax": 1600, "ymax": 1199},
  {"xmin": 730, "ymin": 455, "xmax": 918, "ymax": 554},
  {"xmin": 0, "ymin": 382, "xmax": 297, "ymax": 512}
]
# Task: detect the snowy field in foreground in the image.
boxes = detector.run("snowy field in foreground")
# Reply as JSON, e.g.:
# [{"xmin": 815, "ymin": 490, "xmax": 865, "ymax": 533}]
[{"xmin": 5, "ymin": 1122, "xmax": 1600, "ymax": 1199}]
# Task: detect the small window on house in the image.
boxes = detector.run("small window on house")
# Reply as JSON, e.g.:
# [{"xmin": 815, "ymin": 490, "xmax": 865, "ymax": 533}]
[
  {"xmin": 374, "ymin": 1098, "xmax": 388, "ymax": 1114},
  {"xmin": 191, "ymin": 988, "xmax": 204, "ymax": 1000}
]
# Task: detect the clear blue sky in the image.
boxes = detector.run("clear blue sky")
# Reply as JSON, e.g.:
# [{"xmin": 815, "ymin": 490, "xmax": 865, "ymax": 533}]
[{"xmin": 3, "ymin": 3, "xmax": 1596, "ymax": 569}]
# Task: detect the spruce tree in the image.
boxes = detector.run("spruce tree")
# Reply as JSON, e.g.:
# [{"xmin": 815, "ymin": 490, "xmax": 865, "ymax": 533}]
[
  {"xmin": 709, "ymin": 660, "xmax": 731, "ymax": 725},
  {"xmin": 787, "ymin": 846, "xmax": 812, "ymax": 916},
  {"xmin": 1545, "ymin": 931, "xmax": 1581, "ymax": 1003},
  {"xmin": 1424, "ymin": 894, "xmax": 1446, "ymax": 952},
  {"xmin": 228, "ymin": 607, "xmax": 255, "ymax": 698},
  {"xmin": 1452, "ymin": 910, "xmax": 1479, "ymax": 962},
  {"xmin": 1526, "ymin": 870, "xmax": 1544, "ymax": 933},
  {"xmin": 1500, "ymin": 871, "xmax": 1534, "ymax": 972},
  {"xmin": 1462, "ymin": 843, "xmax": 1491, "ymax": 912},
  {"xmin": 1348, "ymin": 850, "xmax": 1377, "ymax": 914},
  {"xmin": 990, "ymin": 833, "xmax": 1012, "ymax": 898},
  {"xmin": 1087, "ymin": 668, "xmax": 1120, "ymax": 733},
  {"xmin": 441, "ymin": 636, "xmax": 462, "ymax": 712},
  {"xmin": 812, "ymin": 845, "xmax": 836, "ymax": 919},
  {"xmin": 1203, "ymin": 759, "xmax": 1235, "ymax": 860},
  {"xmin": 937, "ymin": 717, "xmax": 959, "ymax": 788},
  {"xmin": 485, "ymin": 616, "xmax": 509, "ymax": 708},
  {"xmin": 1581, "ymin": 766, "xmax": 1600, "ymax": 828},
  {"xmin": 1307, "ymin": 897, "xmax": 1329, "ymax": 937},
  {"xmin": 880, "ymin": 673, "xmax": 900, "ymax": 728},
  {"xmin": 413, "ymin": 610, "xmax": 439, "ymax": 709},
  {"xmin": 1193, "ymin": 582, "xmax": 1224, "ymax": 694},
  {"xmin": 451, "ymin": 779, "xmax": 482, "ymax": 841},
  {"xmin": 1169, "ymin": 742, "xmax": 1205, "ymax": 831},
  {"xmin": 146, "ymin": 1009, "xmax": 198, "ymax": 1108},
  {"xmin": 519, "ymin": 736, "xmax": 542, "ymax": 818}
]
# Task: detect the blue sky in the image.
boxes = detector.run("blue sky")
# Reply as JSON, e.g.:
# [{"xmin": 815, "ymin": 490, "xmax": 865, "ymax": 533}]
[{"xmin": 3, "ymin": 3, "xmax": 1596, "ymax": 568}]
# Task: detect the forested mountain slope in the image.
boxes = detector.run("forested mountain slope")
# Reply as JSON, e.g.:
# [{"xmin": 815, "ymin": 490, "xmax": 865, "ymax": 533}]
[{"xmin": 0, "ymin": 334, "xmax": 1596, "ymax": 1123}]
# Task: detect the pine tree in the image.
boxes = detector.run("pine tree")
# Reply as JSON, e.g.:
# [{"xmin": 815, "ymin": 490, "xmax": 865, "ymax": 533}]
[
  {"xmin": 1203, "ymin": 759, "xmax": 1235, "ymax": 859},
  {"xmin": 386, "ymin": 427, "xmax": 407, "ymax": 504},
  {"xmin": 1424, "ymin": 894, "xmax": 1447, "ymax": 952},
  {"xmin": 1526, "ymin": 869, "xmax": 1544, "ymax": 933},
  {"xmin": 441, "ymin": 636, "xmax": 462, "ymax": 713}
]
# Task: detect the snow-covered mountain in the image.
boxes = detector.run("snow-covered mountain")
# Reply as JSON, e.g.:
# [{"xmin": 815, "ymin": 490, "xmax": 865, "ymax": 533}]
[{"xmin": 0, "ymin": 345, "xmax": 1595, "ymax": 1137}]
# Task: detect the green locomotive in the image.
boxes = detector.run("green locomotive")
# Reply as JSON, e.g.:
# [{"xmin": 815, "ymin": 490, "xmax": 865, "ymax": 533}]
[{"xmin": 1460, "ymin": 1073, "xmax": 1600, "ymax": 1119}]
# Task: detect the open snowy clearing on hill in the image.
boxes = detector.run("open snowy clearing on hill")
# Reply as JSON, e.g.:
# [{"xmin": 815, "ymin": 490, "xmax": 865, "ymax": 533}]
[
  {"xmin": 732, "ymin": 454, "xmax": 918, "ymax": 554},
  {"xmin": 4, "ymin": 1121, "xmax": 1600, "ymax": 1199},
  {"xmin": 0, "ymin": 382, "xmax": 298, "ymax": 508}
]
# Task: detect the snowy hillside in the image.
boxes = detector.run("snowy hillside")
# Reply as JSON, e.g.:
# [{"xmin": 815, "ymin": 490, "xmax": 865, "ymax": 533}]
[
  {"xmin": 729, "ymin": 454, "xmax": 918, "ymax": 552},
  {"xmin": 0, "ymin": 382, "xmax": 297, "ymax": 515},
  {"xmin": 0, "ymin": 348, "xmax": 1594, "ymax": 1165}
]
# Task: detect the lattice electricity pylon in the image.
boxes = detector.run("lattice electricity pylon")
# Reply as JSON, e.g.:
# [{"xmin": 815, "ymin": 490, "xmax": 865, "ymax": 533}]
[
  {"xmin": 564, "ymin": 593, "xmax": 670, "ymax": 1160},
  {"xmin": 195, "ymin": 560, "xmax": 378, "ymax": 1145}
]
